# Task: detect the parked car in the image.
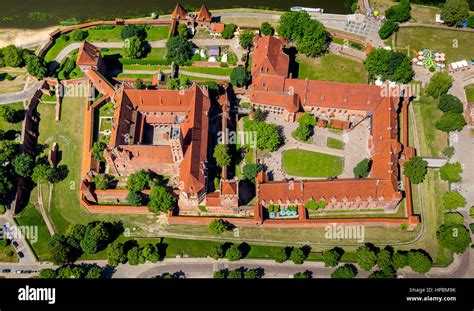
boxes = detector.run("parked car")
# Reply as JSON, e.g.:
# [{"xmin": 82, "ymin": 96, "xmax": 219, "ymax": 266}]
[
  {"xmin": 14, "ymin": 270, "xmax": 23, "ymax": 274},
  {"xmin": 18, "ymin": 252, "xmax": 24, "ymax": 258},
  {"xmin": 23, "ymin": 270, "xmax": 32, "ymax": 274},
  {"xmin": 1, "ymin": 269, "xmax": 11, "ymax": 273},
  {"xmin": 12, "ymin": 241, "xmax": 19, "ymax": 248}
]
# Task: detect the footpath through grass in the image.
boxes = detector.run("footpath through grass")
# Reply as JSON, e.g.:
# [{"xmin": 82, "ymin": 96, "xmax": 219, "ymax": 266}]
[{"xmin": 282, "ymin": 149, "xmax": 343, "ymax": 177}]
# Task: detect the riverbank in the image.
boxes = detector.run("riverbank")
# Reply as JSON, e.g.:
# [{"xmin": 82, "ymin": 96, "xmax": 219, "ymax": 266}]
[{"xmin": 0, "ymin": 26, "xmax": 57, "ymax": 48}]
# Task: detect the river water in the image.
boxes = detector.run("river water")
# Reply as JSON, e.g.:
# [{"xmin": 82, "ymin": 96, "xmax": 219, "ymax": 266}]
[{"xmin": 0, "ymin": 0, "xmax": 353, "ymax": 29}]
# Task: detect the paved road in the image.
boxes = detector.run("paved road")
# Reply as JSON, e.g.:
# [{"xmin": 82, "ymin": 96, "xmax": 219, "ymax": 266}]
[
  {"xmin": 0, "ymin": 215, "xmax": 37, "ymax": 264},
  {"xmin": 0, "ymin": 80, "xmax": 43, "ymax": 105},
  {"xmin": 422, "ymin": 157, "xmax": 448, "ymax": 168}
]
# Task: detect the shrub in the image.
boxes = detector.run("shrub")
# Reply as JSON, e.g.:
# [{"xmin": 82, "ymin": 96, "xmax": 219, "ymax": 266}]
[
  {"xmin": 378, "ymin": 20, "xmax": 399, "ymax": 39},
  {"xmin": 275, "ymin": 247, "xmax": 289, "ymax": 263},
  {"xmin": 208, "ymin": 219, "xmax": 230, "ymax": 234},
  {"xmin": 305, "ymin": 199, "xmax": 327, "ymax": 210},
  {"xmin": 438, "ymin": 95, "xmax": 463, "ymax": 113},
  {"xmin": 226, "ymin": 244, "xmax": 242, "ymax": 261},
  {"xmin": 221, "ymin": 24, "xmax": 237, "ymax": 39},
  {"xmin": 70, "ymin": 29, "xmax": 88, "ymax": 41},
  {"xmin": 127, "ymin": 191, "xmax": 143, "ymax": 206},
  {"xmin": 209, "ymin": 245, "xmax": 225, "ymax": 259},
  {"xmin": 426, "ymin": 72, "xmax": 453, "ymax": 99},
  {"xmin": 442, "ymin": 146, "xmax": 455, "ymax": 159},
  {"xmin": 439, "ymin": 162, "xmax": 463, "ymax": 183}
]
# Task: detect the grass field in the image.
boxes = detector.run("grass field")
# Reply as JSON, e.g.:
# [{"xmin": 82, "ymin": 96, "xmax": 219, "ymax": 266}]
[
  {"xmin": 465, "ymin": 84, "xmax": 474, "ymax": 102},
  {"xmin": 14, "ymin": 203, "xmax": 52, "ymax": 261},
  {"xmin": 369, "ymin": 0, "xmax": 440, "ymax": 24},
  {"xmin": 327, "ymin": 137, "xmax": 344, "ymax": 150},
  {"xmin": 117, "ymin": 73, "xmax": 154, "ymax": 79},
  {"xmin": 282, "ymin": 149, "xmax": 343, "ymax": 177},
  {"xmin": 394, "ymin": 27, "xmax": 474, "ymax": 63},
  {"xmin": 180, "ymin": 66, "xmax": 233, "ymax": 76},
  {"xmin": 0, "ymin": 67, "xmax": 28, "ymax": 94},
  {"xmin": 297, "ymin": 54, "xmax": 368, "ymax": 84},
  {"xmin": 0, "ymin": 102, "xmax": 24, "ymax": 132},
  {"xmin": 178, "ymin": 74, "xmax": 220, "ymax": 82},
  {"xmin": 122, "ymin": 65, "xmax": 168, "ymax": 71},
  {"xmin": 0, "ymin": 243, "xmax": 18, "ymax": 263},
  {"xmin": 411, "ymin": 96, "xmax": 447, "ymax": 157}
]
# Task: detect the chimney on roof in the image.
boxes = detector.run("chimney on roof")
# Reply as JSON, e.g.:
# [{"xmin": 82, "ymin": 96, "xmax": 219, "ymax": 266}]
[
  {"xmin": 343, "ymin": 97, "xmax": 348, "ymax": 102},
  {"xmin": 367, "ymin": 99, "xmax": 371, "ymax": 105}
]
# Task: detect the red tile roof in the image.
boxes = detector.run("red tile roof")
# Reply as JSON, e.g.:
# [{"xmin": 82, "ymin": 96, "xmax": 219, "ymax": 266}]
[
  {"xmin": 221, "ymin": 180, "xmax": 237, "ymax": 195},
  {"xmin": 172, "ymin": 3, "xmax": 187, "ymax": 20},
  {"xmin": 76, "ymin": 41, "xmax": 101, "ymax": 66},
  {"xmin": 211, "ymin": 22, "xmax": 225, "ymax": 33},
  {"xmin": 251, "ymin": 36, "xmax": 289, "ymax": 79},
  {"xmin": 197, "ymin": 5, "xmax": 212, "ymax": 22}
]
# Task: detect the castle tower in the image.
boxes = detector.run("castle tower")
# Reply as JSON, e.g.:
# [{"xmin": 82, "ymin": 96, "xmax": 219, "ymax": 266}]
[{"xmin": 169, "ymin": 124, "xmax": 184, "ymax": 162}]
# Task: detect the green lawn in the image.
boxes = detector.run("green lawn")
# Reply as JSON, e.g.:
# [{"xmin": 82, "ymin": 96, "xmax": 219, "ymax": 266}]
[
  {"xmin": 122, "ymin": 65, "xmax": 168, "ymax": 71},
  {"xmin": 178, "ymin": 74, "xmax": 220, "ymax": 82},
  {"xmin": 180, "ymin": 66, "xmax": 233, "ymax": 76},
  {"xmin": 117, "ymin": 73, "xmax": 154, "ymax": 79},
  {"xmin": 465, "ymin": 84, "xmax": 474, "ymax": 102},
  {"xmin": 297, "ymin": 54, "xmax": 368, "ymax": 84},
  {"xmin": 411, "ymin": 96, "xmax": 447, "ymax": 157},
  {"xmin": 14, "ymin": 203, "xmax": 52, "ymax": 261},
  {"xmin": 0, "ymin": 102, "xmax": 24, "ymax": 132},
  {"xmin": 0, "ymin": 243, "xmax": 18, "ymax": 263},
  {"xmin": 282, "ymin": 149, "xmax": 343, "ymax": 177},
  {"xmin": 327, "ymin": 137, "xmax": 344, "ymax": 150},
  {"xmin": 394, "ymin": 27, "xmax": 474, "ymax": 63}
]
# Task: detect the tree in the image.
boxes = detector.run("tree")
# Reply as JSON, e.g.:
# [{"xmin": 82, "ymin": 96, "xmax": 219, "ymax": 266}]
[
  {"xmin": 403, "ymin": 156, "xmax": 428, "ymax": 184},
  {"xmin": 368, "ymin": 266, "xmax": 397, "ymax": 279},
  {"xmin": 213, "ymin": 270, "xmax": 226, "ymax": 278},
  {"xmin": 228, "ymin": 269, "xmax": 243, "ymax": 279},
  {"xmin": 290, "ymin": 248, "xmax": 306, "ymax": 265},
  {"xmin": 221, "ymin": 24, "xmax": 237, "ymax": 39},
  {"xmin": 213, "ymin": 144, "xmax": 231, "ymax": 167},
  {"xmin": 49, "ymin": 165, "xmax": 69, "ymax": 184},
  {"xmin": 48, "ymin": 234, "xmax": 74, "ymax": 265},
  {"xmin": 468, "ymin": 15, "xmax": 474, "ymax": 28},
  {"xmin": 2, "ymin": 45, "xmax": 24, "ymax": 67},
  {"xmin": 407, "ymin": 250, "xmax": 432, "ymax": 274},
  {"xmin": 275, "ymin": 247, "xmax": 289, "ymax": 263},
  {"xmin": 12, "ymin": 153, "xmax": 34, "ymax": 177},
  {"xmin": 124, "ymin": 36, "xmax": 147, "ymax": 59},
  {"xmin": 70, "ymin": 29, "xmax": 88, "ymax": 41},
  {"xmin": 377, "ymin": 248, "xmax": 393, "ymax": 271},
  {"xmin": 297, "ymin": 20, "xmax": 329, "ymax": 57},
  {"xmin": 385, "ymin": 1, "xmax": 411, "ymax": 22},
  {"xmin": 147, "ymin": 186, "xmax": 176, "ymax": 214},
  {"xmin": 438, "ymin": 94, "xmax": 464, "ymax": 113},
  {"xmin": 435, "ymin": 112, "xmax": 466, "ymax": 132},
  {"xmin": 230, "ymin": 66, "xmax": 247, "ymax": 87},
  {"xmin": 177, "ymin": 23, "xmax": 189, "ymax": 38},
  {"xmin": 135, "ymin": 78, "xmax": 145, "ymax": 90},
  {"xmin": 127, "ymin": 246, "xmax": 141, "ymax": 265},
  {"xmin": 66, "ymin": 224, "xmax": 86, "ymax": 242},
  {"xmin": 166, "ymin": 36, "xmax": 194, "ymax": 65},
  {"xmin": 378, "ymin": 20, "xmax": 399, "ymax": 40},
  {"xmin": 85, "ymin": 265, "xmax": 103, "ymax": 279},
  {"xmin": 32, "ymin": 163, "xmax": 52, "ymax": 184},
  {"xmin": 331, "ymin": 264, "xmax": 357, "ymax": 279},
  {"xmin": 120, "ymin": 25, "xmax": 146, "ymax": 40},
  {"xmin": 127, "ymin": 170, "xmax": 151, "ymax": 192},
  {"xmin": 254, "ymin": 121, "xmax": 282, "ymax": 151},
  {"xmin": 208, "ymin": 219, "xmax": 230, "ymax": 234},
  {"xmin": 439, "ymin": 162, "xmax": 463, "ymax": 183},
  {"xmin": 364, "ymin": 48, "xmax": 414, "ymax": 83},
  {"xmin": 442, "ymin": 146, "xmax": 455, "ymax": 159},
  {"xmin": 294, "ymin": 123, "xmax": 312, "ymax": 141},
  {"xmin": 242, "ymin": 164, "xmax": 264, "ymax": 182},
  {"xmin": 252, "ymin": 107, "xmax": 265, "ymax": 122},
  {"xmin": 0, "ymin": 169, "xmax": 13, "ymax": 204},
  {"xmin": 392, "ymin": 251, "xmax": 408, "ymax": 269},
  {"xmin": 294, "ymin": 271, "xmax": 312, "ymax": 279},
  {"xmin": 39, "ymin": 268, "xmax": 57, "ymax": 279},
  {"xmin": 209, "ymin": 245, "xmax": 225, "ymax": 259},
  {"xmin": 444, "ymin": 212, "xmax": 465, "ymax": 225},
  {"xmin": 426, "ymin": 72, "xmax": 453, "ymax": 99},
  {"xmin": 442, "ymin": 0, "xmax": 470, "ymax": 26},
  {"xmin": 0, "ymin": 140, "xmax": 18, "ymax": 163},
  {"xmin": 443, "ymin": 191, "xmax": 466, "ymax": 210},
  {"xmin": 355, "ymin": 244, "xmax": 378, "ymax": 271},
  {"xmin": 107, "ymin": 242, "xmax": 126, "ymax": 266},
  {"xmin": 226, "ymin": 244, "xmax": 242, "ymax": 261},
  {"xmin": 80, "ymin": 234, "xmax": 99, "ymax": 254},
  {"xmin": 127, "ymin": 191, "xmax": 143, "ymax": 206},
  {"xmin": 239, "ymin": 30, "xmax": 255, "ymax": 49},
  {"xmin": 437, "ymin": 224, "xmax": 471, "ymax": 254},
  {"xmin": 260, "ymin": 22, "xmax": 274, "ymax": 36},
  {"xmin": 0, "ymin": 106, "xmax": 18, "ymax": 123},
  {"xmin": 323, "ymin": 248, "xmax": 343, "ymax": 267},
  {"xmin": 353, "ymin": 158, "xmax": 371, "ymax": 178},
  {"xmin": 91, "ymin": 141, "xmax": 107, "ymax": 163},
  {"xmin": 244, "ymin": 269, "xmax": 261, "ymax": 279},
  {"xmin": 277, "ymin": 11, "xmax": 311, "ymax": 43},
  {"xmin": 25, "ymin": 54, "xmax": 48, "ymax": 80},
  {"xmin": 93, "ymin": 174, "xmax": 109, "ymax": 190}
]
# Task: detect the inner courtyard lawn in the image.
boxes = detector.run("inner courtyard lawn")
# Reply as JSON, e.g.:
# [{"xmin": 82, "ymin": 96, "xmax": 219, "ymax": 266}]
[
  {"xmin": 297, "ymin": 54, "xmax": 368, "ymax": 84},
  {"xmin": 394, "ymin": 27, "xmax": 474, "ymax": 63},
  {"xmin": 282, "ymin": 149, "xmax": 343, "ymax": 177},
  {"xmin": 465, "ymin": 84, "xmax": 474, "ymax": 102}
]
